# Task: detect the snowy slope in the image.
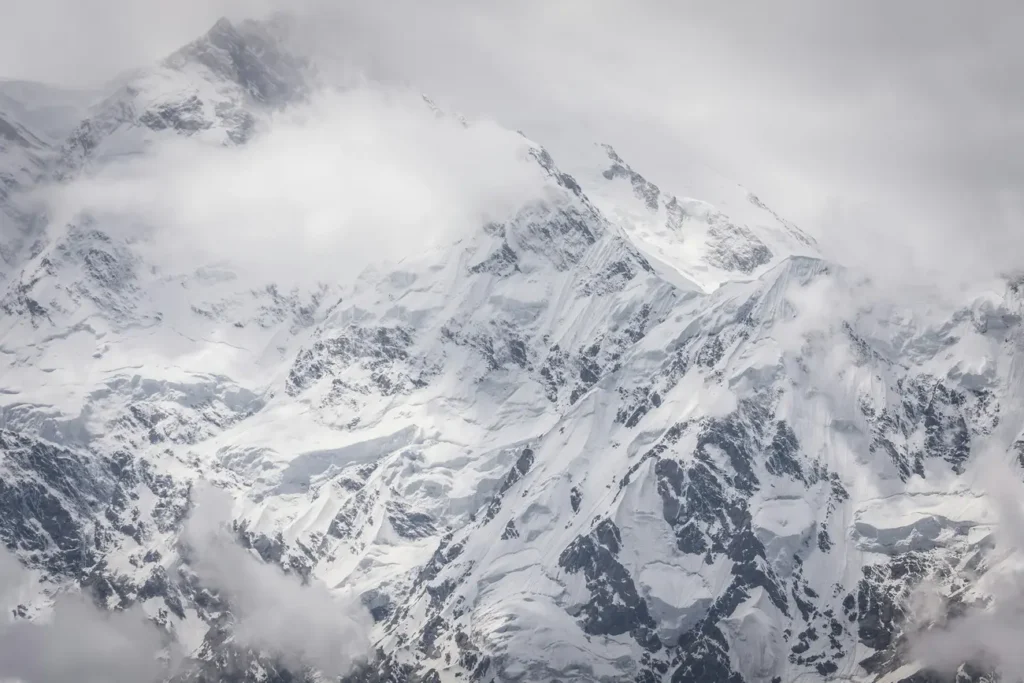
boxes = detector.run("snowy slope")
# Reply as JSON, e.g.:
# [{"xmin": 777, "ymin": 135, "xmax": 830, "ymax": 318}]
[
  {"xmin": 1, "ymin": 16, "xmax": 1021, "ymax": 683},
  {"xmin": 551, "ymin": 140, "xmax": 817, "ymax": 292},
  {"xmin": 0, "ymin": 87, "xmax": 59, "ymax": 282},
  {"xmin": 0, "ymin": 80, "xmax": 97, "ymax": 145},
  {"xmin": 56, "ymin": 17, "xmax": 310, "ymax": 177}
]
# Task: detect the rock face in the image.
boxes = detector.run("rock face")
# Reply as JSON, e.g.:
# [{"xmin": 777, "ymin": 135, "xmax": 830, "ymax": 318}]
[{"xmin": 0, "ymin": 16, "xmax": 1020, "ymax": 683}]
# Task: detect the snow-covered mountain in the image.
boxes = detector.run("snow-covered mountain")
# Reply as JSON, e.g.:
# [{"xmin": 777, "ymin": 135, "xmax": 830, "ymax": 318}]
[{"xmin": 1, "ymin": 16, "xmax": 1021, "ymax": 683}]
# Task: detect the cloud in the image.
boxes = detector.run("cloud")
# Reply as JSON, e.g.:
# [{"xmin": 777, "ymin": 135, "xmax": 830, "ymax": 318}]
[
  {"xmin": 0, "ymin": 0, "xmax": 278, "ymax": 87},
  {"xmin": 5, "ymin": 1, "xmax": 1023, "ymax": 296},
  {"xmin": 0, "ymin": 548, "xmax": 171, "ymax": 683},
  {"xmin": 0, "ymin": 549, "xmax": 23, "ymax": 607},
  {"xmin": 276, "ymin": 0, "xmax": 1024, "ymax": 295},
  {"xmin": 181, "ymin": 480, "xmax": 372, "ymax": 677},
  {"xmin": 908, "ymin": 459, "xmax": 1024, "ymax": 679},
  {"xmin": 39, "ymin": 85, "xmax": 550, "ymax": 287},
  {"xmin": 0, "ymin": 482, "xmax": 372, "ymax": 683}
]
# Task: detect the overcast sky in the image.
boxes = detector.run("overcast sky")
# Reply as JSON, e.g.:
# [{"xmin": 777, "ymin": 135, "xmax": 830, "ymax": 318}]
[{"xmin": 2, "ymin": 0, "xmax": 1021, "ymax": 289}]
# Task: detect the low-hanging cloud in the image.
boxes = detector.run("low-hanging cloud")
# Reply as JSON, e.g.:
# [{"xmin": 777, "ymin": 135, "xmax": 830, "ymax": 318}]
[
  {"xmin": 908, "ymin": 458, "xmax": 1024, "ymax": 679},
  {"xmin": 182, "ymin": 480, "xmax": 372, "ymax": 677},
  {"xmin": 0, "ymin": 548, "xmax": 171, "ymax": 683},
  {"xmin": 39, "ymin": 85, "xmax": 550, "ymax": 287},
  {"xmin": 276, "ymin": 0, "xmax": 1024, "ymax": 297},
  {"xmin": 5, "ymin": 1, "xmax": 1022, "ymax": 299},
  {"xmin": 0, "ymin": 548, "xmax": 23, "ymax": 607},
  {"xmin": 0, "ymin": 481, "xmax": 372, "ymax": 683}
]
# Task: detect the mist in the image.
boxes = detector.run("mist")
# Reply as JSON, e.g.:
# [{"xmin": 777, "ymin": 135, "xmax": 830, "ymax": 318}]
[
  {"xmin": 292, "ymin": 0, "xmax": 1024, "ymax": 296},
  {"xmin": 3, "ymin": 1, "xmax": 1024, "ymax": 680},
  {"xmin": 182, "ymin": 481, "xmax": 373, "ymax": 677},
  {"xmin": 4, "ymin": 1, "xmax": 1022, "ymax": 298},
  {"xmin": 37, "ymin": 85, "xmax": 550, "ymax": 288},
  {"xmin": 0, "ymin": 548, "xmax": 171, "ymax": 683},
  {"xmin": 908, "ymin": 459, "xmax": 1024, "ymax": 680},
  {"xmin": 0, "ymin": 482, "xmax": 373, "ymax": 683}
]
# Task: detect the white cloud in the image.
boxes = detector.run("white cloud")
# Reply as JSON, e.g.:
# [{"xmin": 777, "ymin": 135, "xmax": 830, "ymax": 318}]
[
  {"xmin": 0, "ymin": 548, "xmax": 171, "ymax": 683},
  {"xmin": 40, "ymin": 85, "xmax": 551, "ymax": 287},
  {"xmin": 0, "ymin": 550, "xmax": 23, "ymax": 608},
  {"xmin": 909, "ymin": 459, "xmax": 1024, "ymax": 679},
  {"xmin": 182, "ymin": 480, "xmax": 373, "ymax": 677},
  {"xmin": 5, "ymin": 1, "xmax": 1023, "ymax": 297},
  {"xmin": 0, "ymin": 0, "xmax": 278, "ymax": 86},
  {"xmin": 0, "ymin": 481, "xmax": 372, "ymax": 683},
  {"xmin": 3, "ymin": 2, "xmax": 1024, "ymax": 675},
  {"xmin": 278, "ymin": 0, "xmax": 1024, "ymax": 296}
]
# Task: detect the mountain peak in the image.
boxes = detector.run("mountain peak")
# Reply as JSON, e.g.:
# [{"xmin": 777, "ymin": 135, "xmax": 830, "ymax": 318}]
[
  {"xmin": 544, "ymin": 140, "xmax": 819, "ymax": 292},
  {"xmin": 166, "ymin": 16, "xmax": 309, "ymax": 106},
  {"xmin": 50, "ymin": 15, "xmax": 313, "ymax": 176},
  {"xmin": 2, "ymin": 14, "xmax": 1012, "ymax": 683},
  {"xmin": 208, "ymin": 15, "xmax": 237, "ymax": 37}
]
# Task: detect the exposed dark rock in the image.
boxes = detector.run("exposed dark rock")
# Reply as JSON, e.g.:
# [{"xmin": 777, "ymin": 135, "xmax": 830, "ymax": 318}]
[
  {"xmin": 483, "ymin": 448, "xmax": 535, "ymax": 523},
  {"xmin": 559, "ymin": 519, "xmax": 662, "ymax": 652},
  {"xmin": 601, "ymin": 145, "xmax": 661, "ymax": 211},
  {"xmin": 500, "ymin": 519, "xmax": 519, "ymax": 540},
  {"xmin": 569, "ymin": 486, "xmax": 582, "ymax": 513},
  {"xmin": 387, "ymin": 501, "xmax": 437, "ymax": 540},
  {"xmin": 287, "ymin": 325, "xmax": 423, "ymax": 397}
]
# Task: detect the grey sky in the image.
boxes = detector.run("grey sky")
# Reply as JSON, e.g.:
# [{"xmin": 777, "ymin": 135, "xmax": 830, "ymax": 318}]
[{"xmin": 2, "ymin": 0, "xmax": 1021, "ymax": 288}]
